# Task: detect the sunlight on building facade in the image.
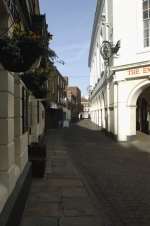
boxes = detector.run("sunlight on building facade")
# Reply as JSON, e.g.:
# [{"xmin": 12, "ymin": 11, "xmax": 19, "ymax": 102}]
[{"xmin": 89, "ymin": 0, "xmax": 150, "ymax": 141}]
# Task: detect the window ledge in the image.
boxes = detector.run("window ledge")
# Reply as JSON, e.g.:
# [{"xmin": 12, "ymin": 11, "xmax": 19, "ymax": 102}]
[{"xmin": 137, "ymin": 47, "xmax": 150, "ymax": 54}]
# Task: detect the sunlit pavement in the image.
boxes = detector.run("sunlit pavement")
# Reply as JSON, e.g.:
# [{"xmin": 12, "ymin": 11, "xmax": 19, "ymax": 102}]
[{"xmin": 20, "ymin": 120, "xmax": 150, "ymax": 226}]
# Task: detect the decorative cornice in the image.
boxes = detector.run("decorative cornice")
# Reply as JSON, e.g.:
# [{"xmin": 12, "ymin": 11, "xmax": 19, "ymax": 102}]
[{"xmin": 111, "ymin": 60, "xmax": 150, "ymax": 72}]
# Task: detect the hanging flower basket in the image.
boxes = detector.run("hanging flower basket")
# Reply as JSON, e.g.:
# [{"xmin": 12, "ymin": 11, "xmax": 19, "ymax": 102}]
[
  {"xmin": 0, "ymin": 21, "xmax": 49, "ymax": 72},
  {"xmin": 20, "ymin": 67, "xmax": 49, "ymax": 98},
  {"xmin": 0, "ymin": 37, "xmax": 45, "ymax": 72}
]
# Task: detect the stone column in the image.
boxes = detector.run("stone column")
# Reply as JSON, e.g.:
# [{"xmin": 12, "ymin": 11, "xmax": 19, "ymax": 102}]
[
  {"xmin": 0, "ymin": 70, "xmax": 19, "ymax": 196},
  {"xmin": 117, "ymin": 102, "xmax": 128, "ymax": 141},
  {"xmin": 0, "ymin": 6, "xmax": 20, "ymax": 213},
  {"xmin": 102, "ymin": 108, "xmax": 106, "ymax": 129},
  {"xmin": 94, "ymin": 110, "xmax": 96, "ymax": 124},
  {"xmin": 92, "ymin": 110, "xmax": 94, "ymax": 123},
  {"xmin": 127, "ymin": 105, "xmax": 137, "ymax": 138},
  {"xmin": 116, "ymin": 81, "xmax": 130, "ymax": 141},
  {"xmin": 107, "ymin": 83, "xmax": 110, "ymax": 132},
  {"xmin": 114, "ymin": 83, "xmax": 118, "ymax": 136},
  {"xmin": 98, "ymin": 110, "xmax": 102, "ymax": 127},
  {"xmin": 97, "ymin": 110, "xmax": 99, "ymax": 126},
  {"xmin": 95, "ymin": 110, "xmax": 97, "ymax": 125}
]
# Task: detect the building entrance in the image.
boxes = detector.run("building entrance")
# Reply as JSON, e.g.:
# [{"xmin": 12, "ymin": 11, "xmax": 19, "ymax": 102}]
[
  {"xmin": 136, "ymin": 87, "xmax": 150, "ymax": 134},
  {"xmin": 136, "ymin": 97, "xmax": 148, "ymax": 133}
]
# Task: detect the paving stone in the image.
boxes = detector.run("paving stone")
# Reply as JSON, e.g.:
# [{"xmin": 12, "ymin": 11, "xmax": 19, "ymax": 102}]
[
  {"xmin": 63, "ymin": 120, "xmax": 150, "ymax": 225},
  {"xmin": 62, "ymin": 198, "xmax": 96, "ymax": 217},
  {"xmin": 47, "ymin": 178, "xmax": 83, "ymax": 188},
  {"xmin": 50, "ymin": 166, "xmax": 78, "ymax": 177},
  {"xmin": 24, "ymin": 202, "xmax": 62, "ymax": 217},
  {"xmin": 30, "ymin": 184, "xmax": 48, "ymax": 194},
  {"xmin": 20, "ymin": 123, "xmax": 103, "ymax": 225},
  {"xmin": 20, "ymin": 217, "xmax": 58, "ymax": 226},
  {"xmin": 31, "ymin": 180, "xmax": 47, "ymax": 188},
  {"xmin": 51, "ymin": 159, "xmax": 69, "ymax": 167},
  {"xmin": 60, "ymin": 216, "xmax": 103, "ymax": 226},
  {"xmin": 26, "ymin": 191, "xmax": 61, "ymax": 203},
  {"xmin": 62, "ymin": 187, "xmax": 88, "ymax": 198},
  {"xmin": 50, "ymin": 155, "xmax": 68, "ymax": 160}
]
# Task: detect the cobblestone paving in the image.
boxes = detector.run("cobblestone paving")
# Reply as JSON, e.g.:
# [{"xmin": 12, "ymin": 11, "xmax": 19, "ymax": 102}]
[
  {"xmin": 20, "ymin": 127, "xmax": 103, "ymax": 226},
  {"xmin": 63, "ymin": 120, "xmax": 150, "ymax": 226},
  {"xmin": 20, "ymin": 120, "xmax": 150, "ymax": 226}
]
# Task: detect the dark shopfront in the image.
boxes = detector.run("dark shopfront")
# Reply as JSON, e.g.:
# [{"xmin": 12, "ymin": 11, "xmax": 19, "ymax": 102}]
[{"xmin": 46, "ymin": 108, "xmax": 63, "ymax": 129}]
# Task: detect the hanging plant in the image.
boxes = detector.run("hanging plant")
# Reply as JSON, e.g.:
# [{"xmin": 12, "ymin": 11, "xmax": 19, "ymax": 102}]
[
  {"xmin": 20, "ymin": 67, "xmax": 49, "ymax": 98},
  {"xmin": 0, "ymin": 22, "xmax": 48, "ymax": 72}
]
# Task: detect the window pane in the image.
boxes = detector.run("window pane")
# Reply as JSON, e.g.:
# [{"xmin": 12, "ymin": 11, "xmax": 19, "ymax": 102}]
[
  {"xmin": 143, "ymin": 0, "xmax": 148, "ymax": 10},
  {"xmin": 144, "ymin": 38, "xmax": 149, "ymax": 47},
  {"xmin": 144, "ymin": 20, "xmax": 149, "ymax": 28},
  {"xmin": 144, "ymin": 29, "xmax": 149, "ymax": 37},
  {"xmin": 143, "ymin": 10, "xmax": 148, "ymax": 19},
  {"xmin": 143, "ymin": 1, "xmax": 150, "ymax": 47}
]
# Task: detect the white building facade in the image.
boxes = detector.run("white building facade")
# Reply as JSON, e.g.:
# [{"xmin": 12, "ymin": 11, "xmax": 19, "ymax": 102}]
[
  {"xmin": 80, "ymin": 97, "xmax": 90, "ymax": 119},
  {"xmin": 89, "ymin": 0, "xmax": 150, "ymax": 141}
]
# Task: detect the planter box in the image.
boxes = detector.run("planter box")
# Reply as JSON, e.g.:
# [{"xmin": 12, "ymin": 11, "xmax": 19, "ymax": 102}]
[
  {"xmin": 28, "ymin": 142, "xmax": 46, "ymax": 178},
  {"xmin": 28, "ymin": 142, "xmax": 46, "ymax": 158},
  {"xmin": 31, "ymin": 158, "xmax": 46, "ymax": 177},
  {"xmin": 0, "ymin": 38, "xmax": 43, "ymax": 72}
]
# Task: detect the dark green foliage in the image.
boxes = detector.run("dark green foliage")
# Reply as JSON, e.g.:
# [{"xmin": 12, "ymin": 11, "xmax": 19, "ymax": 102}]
[
  {"xmin": 21, "ymin": 70, "xmax": 48, "ymax": 98},
  {"xmin": 0, "ymin": 37, "xmax": 45, "ymax": 72}
]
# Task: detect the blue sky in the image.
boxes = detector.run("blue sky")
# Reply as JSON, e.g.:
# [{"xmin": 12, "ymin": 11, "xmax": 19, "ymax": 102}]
[{"xmin": 39, "ymin": 0, "xmax": 96, "ymax": 96}]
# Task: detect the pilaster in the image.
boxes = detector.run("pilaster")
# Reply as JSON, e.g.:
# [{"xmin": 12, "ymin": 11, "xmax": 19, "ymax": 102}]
[{"xmin": 0, "ymin": 70, "xmax": 19, "ymax": 197}]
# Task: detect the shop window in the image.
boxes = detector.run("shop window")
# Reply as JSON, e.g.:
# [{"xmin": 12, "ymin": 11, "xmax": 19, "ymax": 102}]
[
  {"xmin": 143, "ymin": 0, "xmax": 150, "ymax": 47},
  {"xmin": 22, "ymin": 87, "xmax": 28, "ymax": 133}
]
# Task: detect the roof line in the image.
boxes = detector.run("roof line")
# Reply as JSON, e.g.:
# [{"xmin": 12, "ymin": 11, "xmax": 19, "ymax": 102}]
[{"xmin": 88, "ymin": 0, "xmax": 104, "ymax": 67}]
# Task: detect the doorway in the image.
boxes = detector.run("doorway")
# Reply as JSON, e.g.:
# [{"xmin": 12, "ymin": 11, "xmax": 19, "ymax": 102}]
[{"xmin": 136, "ymin": 89, "xmax": 150, "ymax": 134}]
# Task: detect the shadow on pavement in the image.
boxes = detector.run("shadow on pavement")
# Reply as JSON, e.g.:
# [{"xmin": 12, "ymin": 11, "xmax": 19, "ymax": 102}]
[{"xmin": 62, "ymin": 120, "xmax": 150, "ymax": 226}]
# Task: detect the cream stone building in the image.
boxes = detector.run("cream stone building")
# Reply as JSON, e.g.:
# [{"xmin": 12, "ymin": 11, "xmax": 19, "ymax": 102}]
[
  {"xmin": 80, "ymin": 97, "xmax": 90, "ymax": 119},
  {"xmin": 0, "ymin": 1, "xmax": 45, "ymax": 225},
  {"xmin": 89, "ymin": 0, "xmax": 150, "ymax": 141}
]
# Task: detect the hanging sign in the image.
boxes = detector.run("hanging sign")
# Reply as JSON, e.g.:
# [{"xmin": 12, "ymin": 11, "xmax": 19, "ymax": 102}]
[
  {"xmin": 100, "ymin": 40, "xmax": 120, "ymax": 61},
  {"xmin": 100, "ymin": 41, "xmax": 112, "ymax": 60}
]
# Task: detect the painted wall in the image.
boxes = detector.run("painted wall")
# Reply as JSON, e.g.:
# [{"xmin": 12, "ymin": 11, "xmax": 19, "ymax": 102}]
[
  {"xmin": 0, "ymin": 73, "xmax": 46, "ymax": 213},
  {"xmin": 89, "ymin": 0, "xmax": 150, "ymax": 141},
  {"xmin": 113, "ymin": 0, "xmax": 150, "ymax": 67}
]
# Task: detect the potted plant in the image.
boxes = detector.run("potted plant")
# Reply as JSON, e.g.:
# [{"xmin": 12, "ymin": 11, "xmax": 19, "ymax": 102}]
[
  {"xmin": 28, "ymin": 141, "xmax": 46, "ymax": 177},
  {"xmin": 0, "ymin": 22, "xmax": 48, "ymax": 72}
]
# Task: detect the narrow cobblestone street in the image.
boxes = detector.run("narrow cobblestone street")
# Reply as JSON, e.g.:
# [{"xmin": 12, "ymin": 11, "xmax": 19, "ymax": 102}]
[{"xmin": 21, "ymin": 120, "xmax": 150, "ymax": 226}]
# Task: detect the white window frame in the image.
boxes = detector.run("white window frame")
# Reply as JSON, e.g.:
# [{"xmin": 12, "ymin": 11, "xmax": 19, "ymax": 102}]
[{"xmin": 143, "ymin": 0, "xmax": 150, "ymax": 47}]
